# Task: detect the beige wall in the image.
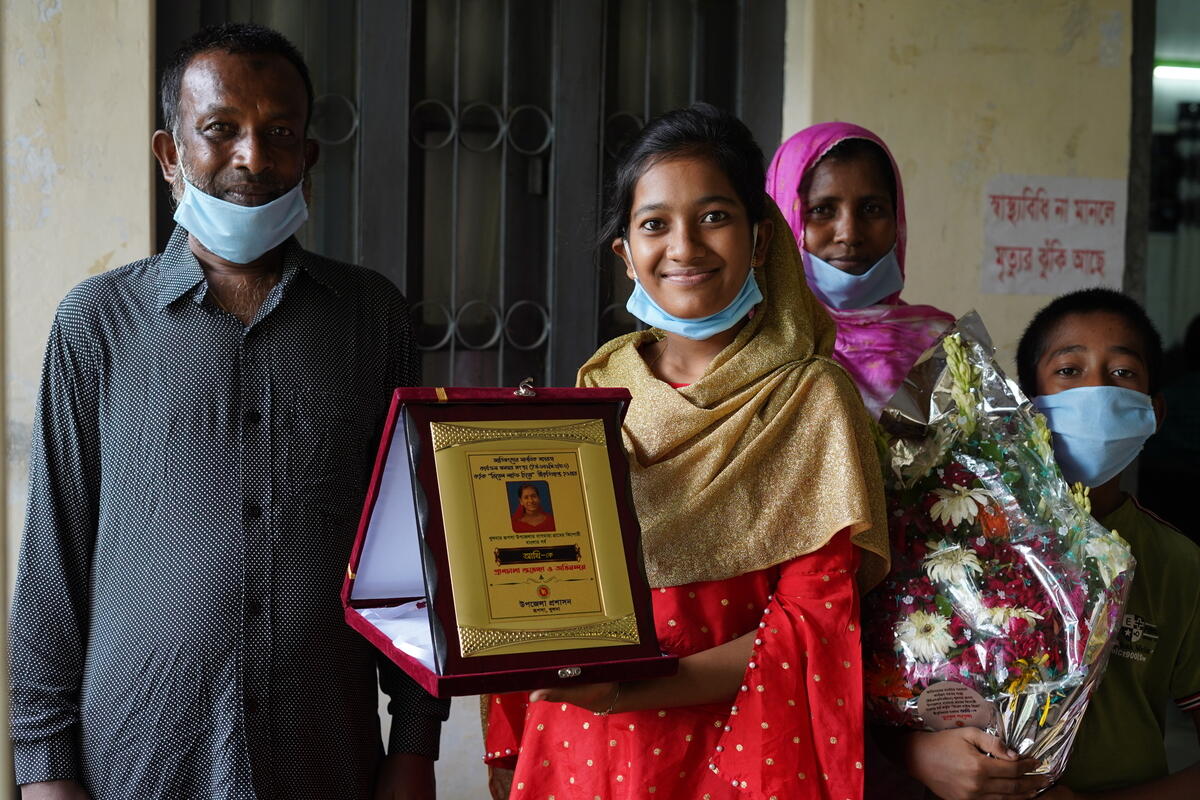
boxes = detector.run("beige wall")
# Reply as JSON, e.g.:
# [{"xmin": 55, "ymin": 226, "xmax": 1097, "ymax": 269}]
[
  {"xmin": 783, "ymin": 0, "xmax": 1132, "ymax": 369},
  {"xmin": 2, "ymin": 2, "xmax": 154, "ymax": 792}
]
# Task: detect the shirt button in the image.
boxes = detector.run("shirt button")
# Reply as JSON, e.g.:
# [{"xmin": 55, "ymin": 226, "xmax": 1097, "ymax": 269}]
[
  {"xmin": 247, "ymin": 600, "xmax": 264, "ymax": 617},
  {"xmin": 245, "ymin": 409, "xmax": 262, "ymax": 425},
  {"xmin": 246, "ymin": 502, "xmax": 263, "ymax": 520}
]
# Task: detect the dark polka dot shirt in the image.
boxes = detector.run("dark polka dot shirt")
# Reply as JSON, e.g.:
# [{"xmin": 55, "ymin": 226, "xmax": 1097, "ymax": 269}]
[{"xmin": 9, "ymin": 227, "xmax": 450, "ymax": 800}]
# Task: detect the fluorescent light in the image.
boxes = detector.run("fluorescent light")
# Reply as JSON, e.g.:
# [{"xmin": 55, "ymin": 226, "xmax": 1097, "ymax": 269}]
[{"xmin": 1155, "ymin": 65, "xmax": 1200, "ymax": 81}]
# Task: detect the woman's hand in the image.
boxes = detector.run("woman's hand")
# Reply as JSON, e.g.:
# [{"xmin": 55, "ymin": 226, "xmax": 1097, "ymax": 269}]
[{"xmin": 529, "ymin": 682, "xmax": 620, "ymax": 714}]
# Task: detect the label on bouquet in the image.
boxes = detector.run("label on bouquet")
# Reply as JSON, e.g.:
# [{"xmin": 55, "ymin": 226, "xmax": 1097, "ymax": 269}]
[{"xmin": 918, "ymin": 681, "xmax": 996, "ymax": 730}]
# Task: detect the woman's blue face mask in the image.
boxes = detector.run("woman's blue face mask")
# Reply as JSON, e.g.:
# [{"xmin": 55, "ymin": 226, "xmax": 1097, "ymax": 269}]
[{"xmin": 802, "ymin": 247, "xmax": 903, "ymax": 310}]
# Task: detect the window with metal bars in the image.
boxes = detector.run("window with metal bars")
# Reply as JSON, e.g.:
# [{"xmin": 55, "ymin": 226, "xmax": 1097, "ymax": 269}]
[{"xmin": 156, "ymin": 0, "xmax": 784, "ymax": 386}]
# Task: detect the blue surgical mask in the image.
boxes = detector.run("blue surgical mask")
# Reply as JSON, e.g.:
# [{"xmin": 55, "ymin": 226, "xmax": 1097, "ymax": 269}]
[
  {"xmin": 623, "ymin": 224, "xmax": 762, "ymax": 341},
  {"xmin": 1032, "ymin": 386, "xmax": 1157, "ymax": 488},
  {"xmin": 802, "ymin": 247, "xmax": 904, "ymax": 310},
  {"xmin": 172, "ymin": 160, "xmax": 308, "ymax": 264}
]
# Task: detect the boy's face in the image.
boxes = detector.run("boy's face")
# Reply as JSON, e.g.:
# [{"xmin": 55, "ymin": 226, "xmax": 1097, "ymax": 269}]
[{"xmin": 1034, "ymin": 311, "xmax": 1154, "ymax": 398}]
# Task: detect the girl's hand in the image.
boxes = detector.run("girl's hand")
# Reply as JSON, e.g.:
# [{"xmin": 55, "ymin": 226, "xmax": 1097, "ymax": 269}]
[{"xmin": 529, "ymin": 682, "xmax": 621, "ymax": 714}]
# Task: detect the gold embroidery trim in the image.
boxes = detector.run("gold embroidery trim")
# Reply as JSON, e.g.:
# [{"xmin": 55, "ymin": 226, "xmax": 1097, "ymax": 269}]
[
  {"xmin": 458, "ymin": 613, "xmax": 639, "ymax": 656},
  {"xmin": 430, "ymin": 418, "xmax": 607, "ymax": 451},
  {"xmin": 434, "ymin": 387, "xmax": 449, "ymax": 402}
]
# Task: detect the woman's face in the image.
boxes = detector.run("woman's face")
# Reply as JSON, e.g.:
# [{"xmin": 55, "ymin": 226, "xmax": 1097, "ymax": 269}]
[
  {"xmin": 801, "ymin": 155, "xmax": 897, "ymax": 275},
  {"xmin": 613, "ymin": 155, "xmax": 772, "ymax": 320},
  {"xmin": 520, "ymin": 487, "xmax": 541, "ymax": 513}
]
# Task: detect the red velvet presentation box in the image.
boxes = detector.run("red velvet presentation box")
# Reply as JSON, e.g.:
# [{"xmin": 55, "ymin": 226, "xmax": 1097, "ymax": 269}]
[{"xmin": 341, "ymin": 385, "xmax": 677, "ymax": 698}]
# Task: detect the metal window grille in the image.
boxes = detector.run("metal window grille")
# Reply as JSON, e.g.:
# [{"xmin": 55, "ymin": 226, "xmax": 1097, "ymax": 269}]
[{"xmin": 157, "ymin": 0, "xmax": 784, "ymax": 386}]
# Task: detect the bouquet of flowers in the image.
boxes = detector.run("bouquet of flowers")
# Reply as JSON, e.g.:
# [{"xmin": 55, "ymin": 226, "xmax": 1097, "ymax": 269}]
[{"xmin": 863, "ymin": 312, "xmax": 1134, "ymax": 779}]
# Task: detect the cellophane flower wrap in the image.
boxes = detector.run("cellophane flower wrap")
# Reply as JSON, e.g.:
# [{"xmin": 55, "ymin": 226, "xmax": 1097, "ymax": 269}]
[{"xmin": 863, "ymin": 312, "xmax": 1134, "ymax": 779}]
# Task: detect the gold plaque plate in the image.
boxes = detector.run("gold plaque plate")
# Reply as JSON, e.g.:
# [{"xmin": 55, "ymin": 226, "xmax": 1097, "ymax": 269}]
[{"xmin": 431, "ymin": 418, "xmax": 640, "ymax": 657}]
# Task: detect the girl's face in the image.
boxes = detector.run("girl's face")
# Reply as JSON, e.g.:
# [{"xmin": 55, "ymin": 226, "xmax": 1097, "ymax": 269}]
[
  {"xmin": 520, "ymin": 488, "xmax": 541, "ymax": 513},
  {"xmin": 613, "ymin": 155, "xmax": 772, "ymax": 320},
  {"xmin": 801, "ymin": 155, "xmax": 897, "ymax": 275}
]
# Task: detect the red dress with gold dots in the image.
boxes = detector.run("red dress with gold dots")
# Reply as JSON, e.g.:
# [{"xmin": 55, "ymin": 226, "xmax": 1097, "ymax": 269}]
[{"xmin": 485, "ymin": 532, "xmax": 863, "ymax": 800}]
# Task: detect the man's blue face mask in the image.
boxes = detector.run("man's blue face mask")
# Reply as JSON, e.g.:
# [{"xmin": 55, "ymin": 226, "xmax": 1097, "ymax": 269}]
[
  {"xmin": 1032, "ymin": 385, "xmax": 1157, "ymax": 488},
  {"xmin": 172, "ymin": 154, "xmax": 309, "ymax": 264},
  {"xmin": 623, "ymin": 224, "xmax": 762, "ymax": 341}
]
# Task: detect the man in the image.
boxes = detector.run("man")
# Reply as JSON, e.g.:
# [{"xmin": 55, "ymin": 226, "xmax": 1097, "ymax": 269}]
[{"xmin": 9, "ymin": 23, "xmax": 448, "ymax": 800}]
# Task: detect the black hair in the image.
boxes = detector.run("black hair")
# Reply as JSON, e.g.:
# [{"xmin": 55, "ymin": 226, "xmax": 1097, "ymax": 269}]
[
  {"xmin": 598, "ymin": 103, "xmax": 767, "ymax": 247},
  {"xmin": 799, "ymin": 137, "xmax": 897, "ymax": 207},
  {"xmin": 518, "ymin": 484, "xmax": 540, "ymax": 496},
  {"xmin": 1016, "ymin": 288, "xmax": 1165, "ymax": 397},
  {"xmin": 159, "ymin": 22, "xmax": 314, "ymax": 135}
]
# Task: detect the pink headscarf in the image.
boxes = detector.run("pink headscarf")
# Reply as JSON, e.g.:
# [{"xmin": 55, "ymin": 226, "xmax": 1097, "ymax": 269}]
[{"xmin": 766, "ymin": 122, "xmax": 956, "ymax": 418}]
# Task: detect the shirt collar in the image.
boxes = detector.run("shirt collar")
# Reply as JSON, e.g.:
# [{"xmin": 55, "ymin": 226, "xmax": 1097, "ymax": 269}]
[{"xmin": 156, "ymin": 225, "xmax": 345, "ymax": 311}]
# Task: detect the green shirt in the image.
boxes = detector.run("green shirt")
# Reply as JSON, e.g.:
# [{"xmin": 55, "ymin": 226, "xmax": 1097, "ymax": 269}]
[{"xmin": 1062, "ymin": 496, "xmax": 1200, "ymax": 792}]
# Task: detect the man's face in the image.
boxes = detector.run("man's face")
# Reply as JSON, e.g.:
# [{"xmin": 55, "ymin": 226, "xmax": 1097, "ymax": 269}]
[
  {"xmin": 1034, "ymin": 311, "xmax": 1153, "ymax": 398},
  {"xmin": 154, "ymin": 50, "xmax": 316, "ymax": 207}
]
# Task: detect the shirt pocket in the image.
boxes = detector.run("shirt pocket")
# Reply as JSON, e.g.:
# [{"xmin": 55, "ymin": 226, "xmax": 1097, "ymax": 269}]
[{"xmin": 287, "ymin": 389, "xmax": 375, "ymax": 505}]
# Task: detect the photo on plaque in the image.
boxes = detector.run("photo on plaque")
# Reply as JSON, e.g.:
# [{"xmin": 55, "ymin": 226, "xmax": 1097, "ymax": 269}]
[{"xmin": 506, "ymin": 480, "xmax": 556, "ymax": 533}]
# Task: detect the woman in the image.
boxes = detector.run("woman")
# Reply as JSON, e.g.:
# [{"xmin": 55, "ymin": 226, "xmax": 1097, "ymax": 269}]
[
  {"xmin": 485, "ymin": 104, "xmax": 889, "ymax": 800},
  {"xmin": 766, "ymin": 123, "xmax": 955, "ymax": 418},
  {"xmin": 511, "ymin": 484, "xmax": 555, "ymax": 533}
]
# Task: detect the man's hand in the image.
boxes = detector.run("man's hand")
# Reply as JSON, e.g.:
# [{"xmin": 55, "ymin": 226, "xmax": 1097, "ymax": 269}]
[
  {"xmin": 373, "ymin": 752, "xmax": 436, "ymax": 800},
  {"xmin": 528, "ymin": 681, "xmax": 619, "ymax": 714},
  {"xmin": 488, "ymin": 765, "xmax": 515, "ymax": 800},
  {"xmin": 904, "ymin": 728, "xmax": 1051, "ymax": 800},
  {"xmin": 21, "ymin": 781, "xmax": 90, "ymax": 800}
]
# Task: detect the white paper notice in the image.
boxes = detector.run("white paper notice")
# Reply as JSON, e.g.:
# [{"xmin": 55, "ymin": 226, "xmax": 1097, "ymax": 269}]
[{"xmin": 981, "ymin": 174, "xmax": 1125, "ymax": 295}]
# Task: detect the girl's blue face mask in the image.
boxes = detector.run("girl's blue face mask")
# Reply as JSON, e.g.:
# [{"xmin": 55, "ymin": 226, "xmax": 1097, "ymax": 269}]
[
  {"xmin": 802, "ymin": 247, "xmax": 904, "ymax": 310},
  {"xmin": 1032, "ymin": 385, "xmax": 1158, "ymax": 488},
  {"xmin": 172, "ymin": 156, "xmax": 309, "ymax": 264},
  {"xmin": 623, "ymin": 224, "xmax": 762, "ymax": 341}
]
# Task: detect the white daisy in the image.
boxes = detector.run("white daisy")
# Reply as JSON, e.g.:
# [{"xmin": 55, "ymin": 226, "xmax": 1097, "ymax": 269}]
[
  {"xmin": 980, "ymin": 605, "xmax": 1044, "ymax": 629},
  {"xmin": 923, "ymin": 538, "xmax": 984, "ymax": 585},
  {"xmin": 896, "ymin": 610, "xmax": 955, "ymax": 663},
  {"xmin": 929, "ymin": 484, "xmax": 994, "ymax": 528},
  {"xmin": 1085, "ymin": 533, "xmax": 1133, "ymax": 586}
]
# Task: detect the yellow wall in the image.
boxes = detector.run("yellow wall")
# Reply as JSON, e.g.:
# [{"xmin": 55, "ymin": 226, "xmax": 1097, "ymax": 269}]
[
  {"xmin": 1, "ymin": 2, "xmax": 154, "ymax": 792},
  {"xmin": 783, "ymin": 0, "xmax": 1132, "ymax": 368}
]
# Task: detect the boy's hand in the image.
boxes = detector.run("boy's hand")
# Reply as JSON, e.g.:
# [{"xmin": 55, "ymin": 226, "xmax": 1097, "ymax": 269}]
[{"xmin": 904, "ymin": 728, "xmax": 1051, "ymax": 800}]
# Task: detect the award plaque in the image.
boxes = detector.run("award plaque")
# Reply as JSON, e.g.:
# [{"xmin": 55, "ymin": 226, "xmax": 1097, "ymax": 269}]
[{"xmin": 341, "ymin": 384, "xmax": 677, "ymax": 698}]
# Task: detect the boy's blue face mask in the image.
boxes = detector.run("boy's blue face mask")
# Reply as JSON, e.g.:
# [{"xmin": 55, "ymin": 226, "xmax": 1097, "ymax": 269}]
[
  {"xmin": 1032, "ymin": 385, "xmax": 1157, "ymax": 488},
  {"xmin": 172, "ymin": 156, "xmax": 309, "ymax": 264},
  {"xmin": 802, "ymin": 246, "xmax": 904, "ymax": 310},
  {"xmin": 623, "ymin": 224, "xmax": 762, "ymax": 341}
]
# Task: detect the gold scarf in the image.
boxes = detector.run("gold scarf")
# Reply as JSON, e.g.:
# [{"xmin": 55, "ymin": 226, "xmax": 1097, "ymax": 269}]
[{"xmin": 578, "ymin": 203, "xmax": 889, "ymax": 589}]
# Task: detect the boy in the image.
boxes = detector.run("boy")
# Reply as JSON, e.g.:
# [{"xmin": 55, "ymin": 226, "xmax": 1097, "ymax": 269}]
[{"xmin": 901, "ymin": 288, "xmax": 1200, "ymax": 800}]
